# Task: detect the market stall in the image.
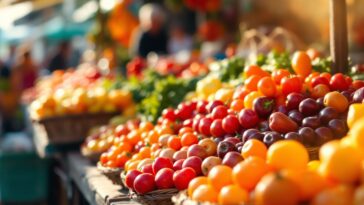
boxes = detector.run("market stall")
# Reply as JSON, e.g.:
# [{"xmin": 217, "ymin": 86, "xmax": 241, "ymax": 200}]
[{"xmin": 2, "ymin": 0, "xmax": 364, "ymax": 205}]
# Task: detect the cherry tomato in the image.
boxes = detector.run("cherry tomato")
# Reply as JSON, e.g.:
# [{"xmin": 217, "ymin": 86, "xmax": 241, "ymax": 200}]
[
  {"xmin": 311, "ymin": 76, "xmax": 330, "ymax": 87},
  {"xmin": 258, "ymin": 77, "xmax": 277, "ymax": 97},
  {"xmin": 329, "ymin": 73, "xmax": 350, "ymax": 91},
  {"xmin": 272, "ymin": 69, "xmax": 290, "ymax": 85},
  {"xmin": 281, "ymin": 76, "xmax": 302, "ymax": 96}
]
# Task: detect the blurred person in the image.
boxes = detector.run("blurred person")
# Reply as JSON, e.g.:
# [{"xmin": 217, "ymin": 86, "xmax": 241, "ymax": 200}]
[
  {"xmin": 130, "ymin": 3, "xmax": 168, "ymax": 57},
  {"xmin": 12, "ymin": 48, "xmax": 38, "ymax": 93},
  {"xmin": 47, "ymin": 41, "xmax": 71, "ymax": 72},
  {"xmin": 168, "ymin": 23, "xmax": 193, "ymax": 54}
]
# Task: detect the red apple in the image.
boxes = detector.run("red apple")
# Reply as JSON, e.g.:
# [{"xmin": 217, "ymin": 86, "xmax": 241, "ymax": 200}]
[
  {"xmin": 173, "ymin": 159, "xmax": 185, "ymax": 171},
  {"xmin": 133, "ymin": 173, "xmax": 155, "ymax": 194},
  {"xmin": 182, "ymin": 156, "xmax": 203, "ymax": 175},
  {"xmin": 173, "ymin": 167, "xmax": 196, "ymax": 190},
  {"xmin": 222, "ymin": 151, "xmax": 244, "ymax": 168},
  {"xmin": 141, "ymin": 164, "xmax": 154, "ymax": 175},
  {"xmin": 201, "ymin": 156, "xmax": 222, "ymax": 176},
  {"xmin": 125, "ymin": 170, "xmax": 142, "ymax": 189},
  {"xmin": 155, "ymin": 168, "xmax": 175, "ymax": 189},
  {"xmin": 173, "ymin": 150, "xmax": 187, "ymax": 161},
  {"xmin": 153, "ymin": 157, "xmax": 173, "ymax": 174},
  {"xmin": 198, "ymin": 138, "xmax": 217, "ymax": 156},
  {"xmin": 187, "ymin": 144, "xmax": 208, "ymax": 159}
]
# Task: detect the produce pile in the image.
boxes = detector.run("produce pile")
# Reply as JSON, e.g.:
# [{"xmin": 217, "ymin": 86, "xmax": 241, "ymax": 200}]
[{"xmin": 89, "ymin": 50, "xmax": 364, "ymax": 204}]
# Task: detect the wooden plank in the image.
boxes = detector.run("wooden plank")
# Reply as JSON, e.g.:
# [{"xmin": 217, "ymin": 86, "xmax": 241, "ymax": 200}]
[
  {"xmin": 329, "ymin": 0, "xmax": 349, "ymax": 73},
  {"xmin": 66, "ymin": 152, "xmax": 141, "ymax": 205}
]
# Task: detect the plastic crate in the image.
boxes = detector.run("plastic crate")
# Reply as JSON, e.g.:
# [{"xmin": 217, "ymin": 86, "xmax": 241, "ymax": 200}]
[{"xmin": 0, "ymin": 152, "xmax": 50, "ymax": 203}]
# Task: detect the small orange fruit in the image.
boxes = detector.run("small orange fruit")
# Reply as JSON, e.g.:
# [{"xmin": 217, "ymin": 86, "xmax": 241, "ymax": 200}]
[
  {"xmin": 188, "ymin": 176, "xmax": 208, "ymax": 197},
  {"xmin": 232, "ymin": 156, "xmax": 271, "ymax": 191},
  {"xmin": 267, "ymin": 140, "xmax": 309, "ymax": 170},
  {"xmin": 241, "ymin": 139, "xmax": 267, "ymax": 159},
  {"xmin": 192, "ymin": 184, "xmax": 218, "ymax": 203},
  {"xmin": 208, "ymin": 165, "xmax": 233, "ymax": 192},
  {"xmin": 324, "ymin": 91, "xmax": 349, "ymax": 113},
  {"xmin": 255, "ymin": 172, "xmax": 300, "ymax": 205},
  {"xmin": 218, "ymin": 184, "xmax": 248, "ymax": 205}
]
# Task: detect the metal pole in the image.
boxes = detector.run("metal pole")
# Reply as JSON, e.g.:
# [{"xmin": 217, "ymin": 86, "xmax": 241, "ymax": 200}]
[{"xmin": 330, "ymin": 0, "xmax": 349, "ymax": 74}]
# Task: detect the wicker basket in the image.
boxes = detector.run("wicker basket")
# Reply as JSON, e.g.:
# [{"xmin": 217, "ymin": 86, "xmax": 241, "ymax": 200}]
[
  {"xmin": 32, "ymin": 112, "xmax": 118, "ymax": 145},
  {"xmin": 306, "ymin": 146, "xmax": 319, "ymax": 160},
  {"xmin": 80, "ymin": 146, "xmax": 102, "ymax": 164},
  {"xmin": 97, "ymin": 162, "xmax": 123, "ymax": 185},
  {"xmin": 130, "ymin": 189, "xmax": 179, "ymax": 205}
]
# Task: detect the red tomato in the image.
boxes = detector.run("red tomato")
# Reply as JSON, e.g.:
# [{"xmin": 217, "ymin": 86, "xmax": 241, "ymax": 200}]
[
  {"xmin": 329, "ymin": 73, "xmax": 350, "ymax": 91},
  {"xmin": 211, "ymin": 105, "xmax": 228, "ymax": 120},
  {"xmin": 210, "ymin": 119, "xmax": 225, "ymax": 138},
  {"xmin": 133, "ymin": 173, "xmax": 156, "ymax": 194},
  {"xmin": 125, "ymin": 170, "xmax": 142, "ymax": 189},
  {"xmin": 311, "ymin": 76, "xmax": 330, "ymax": 87},
  {"xmin": 173, "ymin": 167, "xmax": 197, "ymax": 190},
  {"xmin": 222, "ymin": 115, "xmax": 241, "ymax": 134},
  {"xmin": 153, "ymin": 157, "xmax": 173, "ymax": 174},
  {"xmin": 281, "ymin": 76, "xmax": 302, "ymax": 96},
  {"xmin": 272, "ymin": 69, "xmax": 291, "ymax": 85},
  {"xmin": 155, "ymin": 168, "xmax": 175, "ymax": 189}
]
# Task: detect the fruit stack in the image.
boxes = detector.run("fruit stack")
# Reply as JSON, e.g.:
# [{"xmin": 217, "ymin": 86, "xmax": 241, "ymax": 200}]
[{"xmin": 93, "ymin": 51, "xmax": 364, "ymax": 205}]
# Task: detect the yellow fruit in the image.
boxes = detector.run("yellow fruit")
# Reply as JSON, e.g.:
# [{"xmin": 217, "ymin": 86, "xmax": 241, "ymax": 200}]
[
  {"xmin": 349, "ymin": 117, "xmax": 364, "ymax": 149},
  {"xmin": 319, "ymin": 143, "xmax": 362, "ymax": 184},
  {"xmin": 347, "ymin": 104, "xmax": 364, "ymax": 129},
  {"xmin": 267, "ymin": 140, "xmax": 309, "ymax": 170},
  {"xmin": 214, "ymin": 88, "xmax": 234, "ymax": 104},
  {"xmin": 196, "ymin": 76, "xmax": 222, "ymax": 99}
]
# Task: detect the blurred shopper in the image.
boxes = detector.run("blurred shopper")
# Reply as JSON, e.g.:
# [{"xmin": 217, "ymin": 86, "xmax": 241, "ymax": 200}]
[
  {"xmin": 12, "ymin": 48, "xmax": 38, "ymax": 93},
  {"xmin": 168, "ymin": 23, "xmax": 193, "ymax": 54},
  {"xmin": 131, "ymin": 3, "xmax": 168, "ymax": 57},
  {"xmin": 48, "ymin": 41, "xmax": 71, "ymax": 72}
]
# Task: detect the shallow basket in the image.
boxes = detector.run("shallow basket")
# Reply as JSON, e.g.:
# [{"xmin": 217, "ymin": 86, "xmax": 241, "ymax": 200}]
[
  {"xmin": 32, "ymin": 112, "xmax": 118, "ymax": 145},
  {"xmin": 306, "ymin": 146, "xmax": 319, "ymax": 160},
  {"xmin": 81, "ymin": 146, "xmax": 102, "ymax": 164},
  {"xmin": 130, "ymin": 188, "xmax": 179, "ymax": 205},
  {"xmin": 97, "ymin": 162, "xmax": 123, "ymax": 185}
]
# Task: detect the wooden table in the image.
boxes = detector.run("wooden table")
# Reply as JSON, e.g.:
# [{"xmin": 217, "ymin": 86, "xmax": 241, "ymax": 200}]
[{"xmin": 66, "ymin": 152, "xmax": 140, "ymax": 205}]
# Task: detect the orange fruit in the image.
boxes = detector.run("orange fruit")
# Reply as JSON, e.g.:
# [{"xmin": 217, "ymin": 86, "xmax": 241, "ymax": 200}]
[
  {"xmin": 258, "ymin": 77, "xmax": 277, "ymax": 97},
  {"xmin": 324, "ymin": 91, "xmax": 349, "ymax": 113},
  {"xmin": 311, "ymin": 185, "xmax": 354, "ymax": 205},
  {"xmin": 230, "ymin": 99, "xmax": 244, "ymax": 112},
  {"xmin": 241, "ymin": 139, "xmax": 267, "ymax": 159},
  {"xmin": 244, "ymin": 65, "xmax": 269, "ymax": 78},
  {"xmin": 291, "ymin": 51, "xmax": 312, "ymax": 78},
  {"xmin": 244, "ymin": 91, "xmax": 262, "ymax": 109},
  {"xmin": 192, "ymin": 184, "xmax": 218, "ymax": 203},
  {"xmin": 218, "ymin": 184, "xmax": 248, "ymax": 205},
  {"xmin": 282, "ymin": 169, "xmax": 327, "ymax": 201},
  {"xmin": 245, "ymin": 75, "xmax": 261, "ymax": 91},
  {"xmin": 267, "ymin": 140, "xmax": 309, "ymax": 170},
  {"xmin": 167, "ymin": 136, "xmax": 182, "ymax": 150},
  {"xmin": 232, "ymin": 156, "xmax": 271, "ymax": 191},
  {"xmin": 254, "ymin": 172, "xmax": 300, "ymax": 205},
  {"xmin": 319, "ymin": 143, "xmax": 362, "ymax": 184},
  {"xmin": 139, "ymin": 147, "xmax": 151, "ymax": 158},
  {"xmin": 188, "ymin": 176, "xmax": 208, "ymax": 197},
  {"xmin": 208, "ymin": 165, "xmax": 233, "ymax": 191},
  {"xmin": 181, "ymin": 133, "xmax": 198, "ymax": 147}
]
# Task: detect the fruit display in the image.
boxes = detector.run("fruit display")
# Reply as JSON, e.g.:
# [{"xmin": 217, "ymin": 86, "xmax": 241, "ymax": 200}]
[
  {"xmin": 28, "ymin": 65, "xmax": 135, "ymax": 120},
  {"xmin": 75, "ymin": 50, "xmax": 364, "ymax": 204}
]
